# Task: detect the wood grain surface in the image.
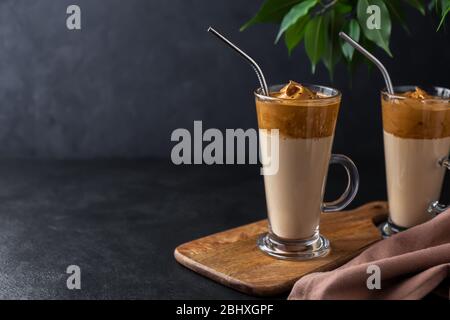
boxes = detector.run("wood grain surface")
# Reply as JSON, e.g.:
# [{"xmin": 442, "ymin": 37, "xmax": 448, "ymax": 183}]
[{"xmin": 174, "ymin": 201, "xmax": 388, "ymax": 296}]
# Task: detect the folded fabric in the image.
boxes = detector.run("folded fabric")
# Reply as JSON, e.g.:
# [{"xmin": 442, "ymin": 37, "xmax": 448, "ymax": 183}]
[{"xmin": 288, "ymin": 210, "xmax": 450, "ymax": 300}]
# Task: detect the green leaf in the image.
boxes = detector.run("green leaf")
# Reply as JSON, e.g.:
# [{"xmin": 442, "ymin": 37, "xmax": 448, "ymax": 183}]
[
  {"xmin": 341, "ymin": 19, "xmax": 361, "ymax": 61},
  {"xmin": 304, "ymin": 15, "xmax": 327, "ymax": 73},
  {"xmin": 347, "ymin": 34, "xmax": 375, "ymax": 76},
  {"xmin": 362, "ymin": 37, "xmax": 375, "ymax": 74},
  {"xmin": 357, "ymin": 0, "xmax": 393, "ymax": 57},
  {"xmin": 322, "ymin": 10, "xmax": 343, "ymax": 80},
  {"xmin": 404, "ymin": 0, "xmax": 426, "ymax": 15},
  {"xmin": 441, "ymin": 0, "xmax": 450, "ymax": 13},
  {"xmin": 275, "ymin": 0, "xmax": 318, "ymax": 43},
  {"xmin": 284, "ymin": 16, "xmax": 309, "ymax": 55},
  {"xmin": 335, "ymin": 3, "xmax": 353, "ymax": 14},
  {"xmin": 347, "ymin": 40, "xmax": 364, "ymax": 79},
  {"xmin": 437, "ymin": 0, "xmax": 450, "ymax": 30},
  {"xmin": 428, "ymin": 0, "xmax": 439, "ymax": 12},
  {"xmin": 240, "ymin": 0, "xmax": 302, "ymax": 31},
  {"xmin": 385, "ymin": 0, "xmax": 410, "ymax": 34}
]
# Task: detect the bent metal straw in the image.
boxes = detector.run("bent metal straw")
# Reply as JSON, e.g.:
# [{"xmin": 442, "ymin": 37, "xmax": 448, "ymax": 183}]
[
  {"xmin": 208, "ymin": 27, "xmax": 269, "ymax": 96},
  {"xmin": 339, "ymin": 31, "xmax": 394, "ymax": 94}
]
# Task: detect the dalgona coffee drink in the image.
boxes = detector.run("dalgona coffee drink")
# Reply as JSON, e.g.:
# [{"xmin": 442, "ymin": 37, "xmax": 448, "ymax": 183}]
[
  {"xmin": 382, "ymin": 86, "xmax": 450, "ymax": 234},
  {"xmin": 256, "ymin": 82, "xmax": 339, "ymax": 240},
  {"xmin": 255, "ymin": 81, "xmax": 359, "ymax": 260}
]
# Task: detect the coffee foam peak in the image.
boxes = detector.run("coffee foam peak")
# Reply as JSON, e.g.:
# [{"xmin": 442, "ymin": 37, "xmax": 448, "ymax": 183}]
[
  {"xmin": 271, "ymin": 81, "xmax": 319, "ymax": 100},
  {"xmin": 401, "ymin": 87, "xmax": 434, "ymax": 100}
]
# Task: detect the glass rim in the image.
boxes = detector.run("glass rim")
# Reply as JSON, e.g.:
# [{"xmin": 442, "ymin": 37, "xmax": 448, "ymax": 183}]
[
  {"xmin": 254, "ymin": 83, "xmax": 341, "ymax": 103},
  {"xmin": 381, "ymin": 85, "xmax": 450, "ymax": 102}
]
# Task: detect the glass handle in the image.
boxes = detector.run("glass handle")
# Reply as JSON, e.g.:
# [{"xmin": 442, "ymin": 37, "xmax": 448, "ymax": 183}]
[
  {"xmin": 322, "ymin": 154, "xmax": 359, "ymax": 213},
  {"xmin": 427, "ymin": 157, "xmax": 450, "ymax": 216}
]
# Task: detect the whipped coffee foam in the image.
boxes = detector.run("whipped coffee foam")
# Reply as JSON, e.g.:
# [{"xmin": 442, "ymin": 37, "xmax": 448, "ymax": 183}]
[{"xmin": 271, "ymin": 81, "xmax": 319, "ymax": 100}]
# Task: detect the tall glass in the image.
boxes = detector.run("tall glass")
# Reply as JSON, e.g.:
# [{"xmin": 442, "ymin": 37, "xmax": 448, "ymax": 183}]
[
  {"xmin": 381, "ymin": 86, "xmax": 450, "ymax": 236},
  {"xmin": 255, "ymin": 84, "xmax": 359, "ymax": 260}
]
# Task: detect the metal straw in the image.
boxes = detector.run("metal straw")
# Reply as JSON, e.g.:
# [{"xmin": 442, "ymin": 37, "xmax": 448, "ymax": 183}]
[
  {"xmin": 207, "ymin": 27, "xmax": 269, "ymax": 96},
  {"xmin": 339, "ymin": 32, "xmax": 394, "ymax": 94}
]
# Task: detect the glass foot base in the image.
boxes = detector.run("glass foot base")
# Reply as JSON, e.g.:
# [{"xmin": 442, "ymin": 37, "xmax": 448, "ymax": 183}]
[
  {"xmin": 381, "ymin": 219, "xmax": 407, "ymax": 238},
  {"xmin": 257, "ymin": 232, "xmax": 330, "ymax": 260}
]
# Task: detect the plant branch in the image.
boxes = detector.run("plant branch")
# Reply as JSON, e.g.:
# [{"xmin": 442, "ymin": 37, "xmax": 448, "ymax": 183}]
[{"xmin": 316, "ymin": 0, "xmax": 338, "ymax": 15}]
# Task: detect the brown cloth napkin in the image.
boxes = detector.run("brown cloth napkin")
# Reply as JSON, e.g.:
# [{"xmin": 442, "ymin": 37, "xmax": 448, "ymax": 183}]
[{"xmin": 288, "ymin": 210, "xmax": 450, "ymax": 300}]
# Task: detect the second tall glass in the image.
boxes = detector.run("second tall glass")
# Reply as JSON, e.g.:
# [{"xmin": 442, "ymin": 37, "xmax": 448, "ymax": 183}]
[{"xmin": 381, "ymin": 86, "xmax": 450, "ymax": 236}]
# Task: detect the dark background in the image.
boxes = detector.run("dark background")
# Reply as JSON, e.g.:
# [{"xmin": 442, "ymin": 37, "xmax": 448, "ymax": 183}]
[
  {"xmin": 0, "ymin": 0, "xmax": 447, "ymax": 160},
  {"xmin": 0, "ymin": 0, "xmax": 448, "ymax": 299}
]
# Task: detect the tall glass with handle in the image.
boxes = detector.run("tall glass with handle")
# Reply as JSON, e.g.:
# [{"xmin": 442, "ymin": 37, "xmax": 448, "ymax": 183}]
[
  {"xmin": 255, "ymin": 82, "xmax": 359, "ymax": 260},
  {"xmin": 381, "ymin": 86, "xmax": 450, "ymax": 236}
]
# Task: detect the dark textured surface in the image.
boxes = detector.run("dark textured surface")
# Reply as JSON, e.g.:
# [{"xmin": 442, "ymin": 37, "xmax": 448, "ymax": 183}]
[
  {"xmin": 0, "ymin": 159, "xmax": 263, "ymax": 299},
  {"xmin": 0, "ymin": 1, "xmax": 447, "ymax": 158},
  {"xmin": 0, "ymin": 158, "xmax": 398, "ymax": 299}
]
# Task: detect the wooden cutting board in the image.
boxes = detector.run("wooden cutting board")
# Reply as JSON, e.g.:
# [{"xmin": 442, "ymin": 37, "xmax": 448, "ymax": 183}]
[{"xmin": 174, "ymin": 201, "xmax": 388, "ymax": 297}]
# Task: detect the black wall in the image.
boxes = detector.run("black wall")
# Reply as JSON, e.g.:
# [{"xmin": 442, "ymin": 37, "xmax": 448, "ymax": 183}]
[{"xmin": 0, "ymin": 0, "xmax": 448, "ymax": 159}]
